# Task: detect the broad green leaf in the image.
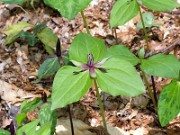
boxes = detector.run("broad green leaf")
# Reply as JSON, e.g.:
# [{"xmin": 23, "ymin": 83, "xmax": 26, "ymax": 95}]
[
  {"xmin": 3, "ymin": 21, "xmax": 33, "ymax": 36},
  {"xmin": 43, "ymin": 0, "xmax": 92, "ymax": 20},
  {"xmin": 36, "ymin": 122, "xmax": 51, "ymax": 135},
  {"xmin": 44, "ymin": 45, "xmax": 54, "ymax": 55},
  {"xmin": 16, "ymin": 119, "xmax": 39, "ymax": 135},
  {"xmin": 137, "ymin": 12, "xmax": 158, "ymax": 29},
  {"xmin": 110, "ymin": 0, "xmax": 139, "ymax": 27},
  {"xmin": 38, "ymin": 104, "xmax": 56, "ymax": 135},
  {"xmin": 0, "ymin": 0, "xmax": 26, "ymax": 4},
  {"xmin": 35, "ymin": 57, "xmax": 60, "ymax": 83},
  {"xmin": 16, "ymin": 113, "xmax": 27, "ymax": 127},
  {"xmin": 158, "ymin": 80, "xmax": 180, "ymax": 126},
  {"xmin": 51, "ymin": 66, "xmax": 92, "ymax": 110},
  {"xmin": 21, "ymin": 98, "xmax": 42, "ymax": 113},
  {"xmin": 19, "ymin": 31, "xmax": 37, "ymax": 46},
  {"xmin": 37, "ymin": 28, "xmax": 58, "ymax": 54},
  {"xmin": 142, "ymin": 0, "xmax": 180, "ymax": 11},
  {"xmin": 0, "ymin": 129, "xmax": 10, "ymax": 135},
  {"xmin": 140, "ymin": 54, "xmax": 180, "ymax": 79},
  {"xmin": 96, "ymin": 57, "xmax": 145, "ymax": 96},
  {"xmin": 69, "ymin": 33, "xmax": 106, "ymax": 64},
  {"xmin": 107, "ymin": 45, "xmax": 139, "ymax": 65}
]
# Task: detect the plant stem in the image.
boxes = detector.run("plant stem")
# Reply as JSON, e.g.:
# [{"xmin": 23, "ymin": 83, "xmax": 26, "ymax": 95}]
[
  {"xmin": 137, "ymin": 3, "xmax": 157, "ymax": 111},
  {"xmin": 93, "ymin": 79, "xmax": 108, "ymax": 132},
  {"xmin": 68, "ymin": 105, "xmax": 74, "ymax": 135},
  {"xmin": 113, "ymin": 27, "xmax": 118, "ymax": 44},
  {"xmin": 141, "ymin": 71, "xmax": 157, "ymax": 111},
  {"xmin": 137, "ymin": 3, "xmax": 149, "ymax": 49},
  {"xmin": 151, "ymin": 76, "xmax": 158, "ymax": 103},
  {"xmin": 80, "ymin": 11, "xmax": 91, "ymax": 35}
]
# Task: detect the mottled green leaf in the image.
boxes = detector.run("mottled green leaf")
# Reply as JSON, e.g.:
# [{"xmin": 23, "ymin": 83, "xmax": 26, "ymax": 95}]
[
  {"xmin": 36, "ymin": 122, "xmax": 51, "ymax": 135},
  {"xmin": 110, "ymin": 0, "xmax": 139, "ymax": 27},
  {"xmin": 38, "ymin": 104, "xmax": 56, "ymax": 135},
  {"xmin": 16, "ymin": 120, "xmax": 39, "ymax": 135},
  {"xmin": 21, "ymin": 98, "xmax": 42, "ymax": 113},
  {"xmin": 51, "ymin": 66, "xmax": 92, "ymax": 110},
  {"xmin": 107, "ymin": 45, "xmax": 139, "ymax": 65},
  {"xmin": 140, "ymin": 54, "xmax": 180, "ymax": 79},
  {"xmin": 142, "ymin": 0, "xmax": 180, "ymax": 11},
  {"xmin": 158, "ymin": 80, "xmax": 180, "ymax": 126},
  {"xmin": 35, "ymin": 57, "xmax": 60, "ymax": 83},
  {"xmin": 0, "ymin": 129, "xmax": 10, "ymax": 135},
  {"xmin": 137, "ymin": 12, "xmax": 158, "ymax": 28},
  {"xmin": 0, "ymin": 0, "xmax": 26, "ymax": 4},
  {"xmin": 44, "ymin": 0, "xmax": 92, "ymax": 20},
  {"xmin": 16, "ymin": 113, "xmax": 27, "ymax": 127},
  {"xmin": 5, "ymin": 32, "xmax": 20, "ymax": 44},
  {"xmin": 69, "ymin": 33, "xmax": 106, "ymax": 64},
  {"xmin": 96, "ymin": 57, "xmax": 145, "ymax": 96},
  {"xmin": 19, "ymin": 31, "xmax": 37, "ymax": 46},
  {"xmin": 37, "ymin": 28, "xmax": 58, "ymax": 54},
  {"xmin": 3, "ymin": 21, "xmax": 33, "ymax": 36}
]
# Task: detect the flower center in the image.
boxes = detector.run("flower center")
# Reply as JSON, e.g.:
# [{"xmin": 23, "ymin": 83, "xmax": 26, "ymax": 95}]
[
  {"xmin": 73, "ymin": 53, "xmax": 108, "ymax": 78},
  {"xmin": 87, "ymin": 53, "xmax": 94, "ymax": 67}
]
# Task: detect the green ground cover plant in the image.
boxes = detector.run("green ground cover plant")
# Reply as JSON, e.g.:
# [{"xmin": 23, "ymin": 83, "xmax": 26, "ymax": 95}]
[{"xmin": 3, "ymin": 22, "xmax": 58, "ymax": 54}]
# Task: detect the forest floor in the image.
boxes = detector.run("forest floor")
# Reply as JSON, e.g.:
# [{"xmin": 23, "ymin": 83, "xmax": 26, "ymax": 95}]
[{"xmin": 0, "ymin": 0, "xmax": 180, "ymax": 135}]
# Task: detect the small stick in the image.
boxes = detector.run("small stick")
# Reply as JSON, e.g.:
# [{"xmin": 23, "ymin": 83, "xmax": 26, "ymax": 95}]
[
  {"xmin": 151, "ymin": 76, "xmax": 158, "ymax": 103},
  {"xmin": 68, "ymin": 105, "xmax": 74, "ymax": 135},
  {"xmin": 161, "ymin": 38, "xmax": 180, "ymax": 55},
  {"xmin": 113, "ymin": 27, "xmax": 118, "ymax": 44},
  {"xmin": 145, "ymin": 38, "xmax": 180, "ymax": 58}
]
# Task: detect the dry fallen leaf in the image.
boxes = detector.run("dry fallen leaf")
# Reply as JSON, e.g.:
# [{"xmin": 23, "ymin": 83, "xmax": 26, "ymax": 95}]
[
  {"xmin": 56, "ymin": 118, "xmax": 96, "ymax": 135},
  {"xmin": 107, "ymin": 124, "xmax": 128, "ymax": 135},
  {"xmin": 0, "ymin": 80, "xmax": 35, "ymax": 105}
]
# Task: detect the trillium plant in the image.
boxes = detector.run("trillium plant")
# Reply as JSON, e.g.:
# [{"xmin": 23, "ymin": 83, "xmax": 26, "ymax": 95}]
[{"xmin": 51, "ymin": 33, "xmax": 145, "ymax": 131}]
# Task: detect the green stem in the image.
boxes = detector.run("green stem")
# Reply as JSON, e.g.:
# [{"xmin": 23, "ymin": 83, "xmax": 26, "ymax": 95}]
[
  {"xmin": 93, "ymin": 79, "xmax": 108, "ymax": 132},
  {"xmin": 137, "ymin": 3, "xmax": 149, "ymax": 49},
  {"xmin": 141, "ymin": 71, "xmax": 157, "ymax": 111},
  {"xmin": 80, "ymin": 11, "xmax": 91, "ymax": 35}
]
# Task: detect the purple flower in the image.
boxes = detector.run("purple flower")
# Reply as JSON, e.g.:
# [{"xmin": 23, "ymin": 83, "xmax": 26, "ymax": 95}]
[{"xmin": 72, "ymin": 53, "xmax": 108, "ymax": 78}]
